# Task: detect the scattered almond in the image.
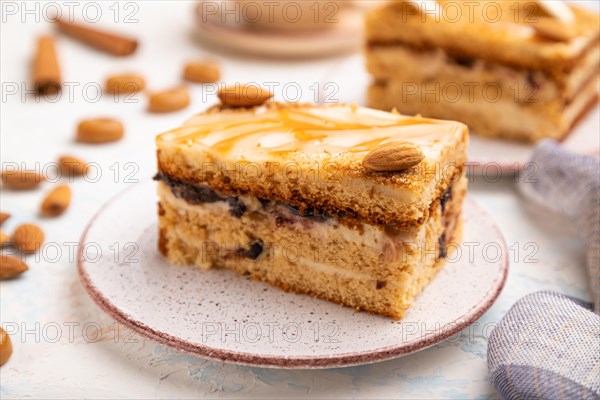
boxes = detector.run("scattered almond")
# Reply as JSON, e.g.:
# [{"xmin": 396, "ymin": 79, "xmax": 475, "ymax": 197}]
[
  {"xmin": 0, "ymin": 212, "xmax": 9, "ymax": 225},
  {"xmin": 218, "ymin": 84, "xmax": 273, "ymax": 107},
  {"xmin": 105, "ymin": 73, "xmax": 146, "ymax": 94},
  {"xmin": 530, "ymin": 18, "xmax": 577, "ymax": 42},
  {"xmin": 183, "ymin": 61, "xmax": 221, "ymax": 83},
  {"xmin": 1, "ymin": 169, "xmax": 45, "ymax": 190},
  {"xmin": 362, "ymin": 141, "xmax": 424, "ymax": 172},
  {"xmin": 0, "ymin": 231, "xmax": 9, "ymax": 247},
  {"xmin": 148, "ymin": 86, "xmax": 190, "ymax": 113},
  {"xmin": 11, "ymin": 224, "xmax": 45, "ymax": 253},
  {"xmin": 0, "ymin": 254, "xmax": 28, "ymax": 280},
  {"xmin": 40, "ymin": 185, "xmax": 71, "ymax": 217},
  {"xmin": 58, "ymin": 155, "xmax": 89, "ymax": 177},
  {"xmin": 0, "ymin": 327, "xmax": 12, "ymax": 366},
  {"xmin": 76, "ymin": 118, "xmax": 124, "ymax": 144}
]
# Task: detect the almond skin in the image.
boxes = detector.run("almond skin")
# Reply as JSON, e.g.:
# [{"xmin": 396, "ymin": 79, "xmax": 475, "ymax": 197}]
[
  {"xmin": 76, "ymin": 118, "xmax": 124, "ymax": 144},
  {"xmin": 11, "ymin": 224, "xmax": 45, "ymax": 253},
  {"xmin": 362, "ymin": 141, "xmax": 424, "ymax": 172},
  {"xmin": 105, "ymin": 73, "xmax": 145, "ymax": 94},
  {"xmin": 58, "ymin": 155, "xmax": 89, "ymax": 177},
  {"xmin": 0, "ymin": 254, "xmax": 28, "ymax": 280},
  {"xmin": 40, "ymin": 185, "xmax": 71, "ymax": 217},
  {"xmin": 0, "ymin": 230, "xmax": 9, "ymax": 247},
  {"xmin": 0, "ymin": 212, "xmax": 9, "ymax": 225},
  {"xmin": 1, "ymin": 169, "xmax": 45, "ymax": 190},
  {"xmin": 0, "ymin": 327, "xmax": 12, "ymax": 366},
  {"xmin": 218, "ymin": 84, "xmax": 273, "ymax": 107},
  {"xmin": 183, "ymin": 61, "xmax": 221, "ymax": 83}
]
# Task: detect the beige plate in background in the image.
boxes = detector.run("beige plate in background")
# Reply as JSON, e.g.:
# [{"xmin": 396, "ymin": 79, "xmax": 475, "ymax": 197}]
[{"xmin": 192, "ymin": 1, "xmax": 367, "ymax": 58}]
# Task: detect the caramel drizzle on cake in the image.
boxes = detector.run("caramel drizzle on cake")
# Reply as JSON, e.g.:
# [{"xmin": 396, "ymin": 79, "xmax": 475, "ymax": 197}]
[{"xmin": 163, "ymin": 107, "xmax": 444, "ymax": 156}]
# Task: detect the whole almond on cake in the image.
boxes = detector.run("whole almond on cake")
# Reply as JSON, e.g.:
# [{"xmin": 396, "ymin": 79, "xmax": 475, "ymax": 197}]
[
  {"xmin": 0, "ymin": 254, "xmax": 28, "ymax": 280},
  {"xmin": 218, "ymin": 85, "xmax": 273, "ymax": 107},
  {"xmin": 1, "ymin": 169, "xmax": 45, "ymax": 190},
  {"xmin": 11, "ymin": 224, "xmax": 45, "ymax": 253},
  {"xmin": 40, "ymin": 185, "xmax": 71, "ymax": 217},
  {"xmin": 362, "ymin": 141, "xmax": 424, "ymax": 172}
]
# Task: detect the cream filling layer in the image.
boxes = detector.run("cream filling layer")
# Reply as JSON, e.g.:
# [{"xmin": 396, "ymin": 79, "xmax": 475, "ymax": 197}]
[
  {"xmin": 368, "ymin": 42, "xmax": 600, "ymax": 102},
  {"xmin": 157, "ymin": 182, "xmax": 435, "ymax": 289},
  {"xmin": 157, "ymin": 181, "xmax": 427, "ymax": 252},
  {"xmin": 157, "ymin": 181, "xmax": 444, "ymax": 291}
]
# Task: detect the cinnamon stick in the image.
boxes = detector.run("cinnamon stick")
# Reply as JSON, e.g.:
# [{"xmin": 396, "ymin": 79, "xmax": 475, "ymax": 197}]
[
  {"xmin": 54, "ymin": 18, "xmax": 138, "ymax": 56},
  {"xmin": 32, "ymin": 36, "xmax": 61, "ymax": 95}
]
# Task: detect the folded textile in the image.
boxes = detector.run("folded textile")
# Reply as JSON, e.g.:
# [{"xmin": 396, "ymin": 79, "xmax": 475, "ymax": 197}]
[
  {"xmin": 488, "ymin": 291, "xmax": 600, "ymax": 400},
  {"xmin": 518, "ymin": 140, "xmax": 600, "ymax": 312}
]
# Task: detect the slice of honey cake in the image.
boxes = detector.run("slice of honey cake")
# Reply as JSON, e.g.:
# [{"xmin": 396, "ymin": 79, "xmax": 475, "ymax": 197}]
[
  {"xmin": 365, "ymin": 0, "xmax": 600, "ymax": 142},
  {"xmin": 155, "ymin": 101, "xmax": 468, "ymax": 319}
]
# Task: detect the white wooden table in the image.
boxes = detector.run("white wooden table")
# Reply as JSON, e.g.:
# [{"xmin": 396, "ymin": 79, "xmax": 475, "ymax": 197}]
[{"xmin": 0, "ymin": 1, "xmax": 593, "ymax": 398}]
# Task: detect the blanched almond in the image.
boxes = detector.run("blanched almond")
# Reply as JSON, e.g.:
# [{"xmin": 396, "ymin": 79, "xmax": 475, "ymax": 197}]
[
  {"xmin": 58, "ymin": 155, "xmax": 89, "ymax": 177},
  {"xmin": 11, "ymin": 224, "xmax": 45, "ymax": 253},
  {"xmin": 1, "ymin": 169, "xmax": 45, "ymax": 190},
  {"xmin": 76, "ymin": 118, "xmax": 124, "ymax": 144},
  {"xmin": 363, "ymin": 141, "xmax": 424, "ymax": 172},
  {"xmin": 183, "ymin": 61, "xmax": 221, "ymax": 83},
  {"xmin": 105, "ymin": 73, "xmax": 145, "ymax": 94},
  {"xmin": 148, "ymin": 86, "xmax": 190, "ymax": 113},
  {"xmin": 40, "ymin": 185, "xmax": 71, "ymax": 217},
  {"xmin": 0, "ymin": 254, "xmax": 28, "ymax": 280},
  {"xmin": 218, "ymin": 84, "xmax": 273, "ymax": 107}
]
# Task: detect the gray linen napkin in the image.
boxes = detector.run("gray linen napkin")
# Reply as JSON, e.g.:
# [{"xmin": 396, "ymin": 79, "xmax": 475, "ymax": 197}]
[
  {"xmin": 488, "ymin": 291, "xmax": 600, "ymax": 400},
  {"xmin": 518, "ymin": 140, "xmax": 600, "ymax": 312},
  {"xmin": 488, "ymin": 141, "xmax": 600, "ymax": 399}
]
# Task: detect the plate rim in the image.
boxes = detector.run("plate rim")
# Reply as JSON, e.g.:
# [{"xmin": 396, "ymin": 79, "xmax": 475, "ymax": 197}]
[{"xmin": 78, "ymin": 183, "xmax": 509, "ymax": 369}]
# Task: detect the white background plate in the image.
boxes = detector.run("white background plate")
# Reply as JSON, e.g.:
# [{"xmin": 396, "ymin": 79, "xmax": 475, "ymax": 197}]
[
  {"xmin": 319, "ymin": 54, "xmax": 600, "ymax": 175},
  {"xmin": 78, "ymin": 181, "xmax": 508, "ymax": 368}
]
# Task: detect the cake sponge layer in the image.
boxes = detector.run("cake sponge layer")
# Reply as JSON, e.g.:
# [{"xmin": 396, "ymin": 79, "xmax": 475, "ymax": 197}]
[
  {"xmin": 157, "ymin": 175, "xmax": 466, "ymax": 319},
  {"xmin": 368, "ymin": 74, "xmax": 599, "ymax": 142},
  {"xmin": 365, "ymin": 0, "xmax": 600, "ymax": 78}
]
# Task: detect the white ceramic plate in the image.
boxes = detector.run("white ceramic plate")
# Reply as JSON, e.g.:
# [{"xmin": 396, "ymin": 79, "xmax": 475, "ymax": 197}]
[
  {"xmin": 319, "ymin": 54, "xmax": 600, "ymax": 175},
  {"xmin": 78, "ymin": 181, "xmax": 508, "ymax": 368}
]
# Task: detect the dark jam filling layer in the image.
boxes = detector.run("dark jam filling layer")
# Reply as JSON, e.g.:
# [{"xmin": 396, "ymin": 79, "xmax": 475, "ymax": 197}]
[
  {"xmin": 156, "ymin": 173, "xmax": 453, "ymax": 260},
  {"xmin": 440, "ymin": 185, "xmax": 452, "ymax": 213},
  {"xmin": 155, "ymin": 173, "xmax": 247, "ymax": 218},
  {"xmin": 155, "ymin": 173, "xmax": 330, "ymax": 221}
]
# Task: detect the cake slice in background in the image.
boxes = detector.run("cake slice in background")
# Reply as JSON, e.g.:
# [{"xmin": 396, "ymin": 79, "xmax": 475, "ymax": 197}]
[
  {"xmin": 365, "ymin": 0, "xmax": 599, "ymax": 142},
  {"xmin": 155, "ymin": 102, "xmax": 468, "ymax": 319}
]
